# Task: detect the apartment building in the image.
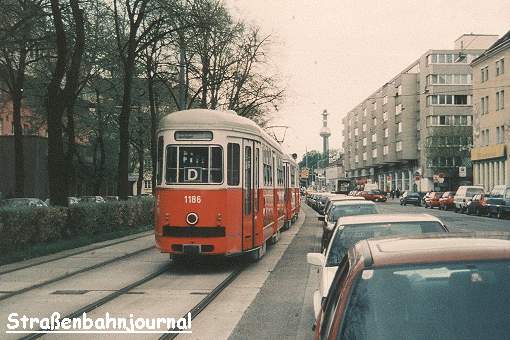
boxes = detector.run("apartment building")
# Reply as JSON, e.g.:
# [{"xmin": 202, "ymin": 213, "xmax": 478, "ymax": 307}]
[
  {"xmin": 343, "ymin": 34, "xmax": 498, "ymax": 192},
  {"xmin": 471, "ymin": 31, "xmax": 510, "ymax": 190}
]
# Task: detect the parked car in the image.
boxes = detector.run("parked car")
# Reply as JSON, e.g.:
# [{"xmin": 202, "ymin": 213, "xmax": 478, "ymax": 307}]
[
  {"xmin": 313, "ymin": 233, "xmax": 510, "ymax": 340},
  {"xmin": 318, "ymin": 200, "xmax": 378, "ymax": 251},
  {"xmin": 322, "ymin": 195, "xmax": 366, "ymax": 216},
  {"xmin": 465, "ymin": 193, "xmax": 488, "ymax": 216},
  {"xmin": 453, "ymin": 185, "xmax": 484, "ymax": 212},
  {"xmin": 103, "ymin": 196, "xmax": 119, "ymax": 201},
  {"xmin": 0, "ymin": 198, "xmax": 48, "ymax": 208},
  {"xmin": 486, "ymin": 185, "xmax": 510, "ymax": 219},
  {"xmin": 421, "ymin": 191, "xmax": 432, "ymax": 205},
  {"xmin": 79, "ymin": 196, "xmax": 106, "ymax": 203},
  {"xmin": 424, "ymin": 191, "xmax": 443, "ymax": 209},
  {"xmin": 307, "ymin": 213, "xmax": 448, "ymax": 320},
  {"xmin": 361, "ymin": 189, "xmax": 387, "ymax": 202},
  {"xmin": 400, "ymin": 191, "xmax": 421, "ymax": 206},
  {"xmin": 45, "ymin": 197, "xmax": 80, "ymax": 206},
  {"xmin": 439, "ymin": 191, "xmax": 455, "ymax": 210}
]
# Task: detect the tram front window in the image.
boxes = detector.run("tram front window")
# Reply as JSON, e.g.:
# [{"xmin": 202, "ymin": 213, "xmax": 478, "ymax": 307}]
[{"xmin": 165, "ymin": 145, "xmax": 223, "ymax": 184}]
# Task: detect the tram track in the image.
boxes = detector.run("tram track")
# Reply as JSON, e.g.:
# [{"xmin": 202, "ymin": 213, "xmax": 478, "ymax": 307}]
[
  {"xmin": 159, "ymin": 264, "xmax": 247, "ymax": 340},
  {"xmin": 0, "ymin": 230, "xmax": 152, "ymax": 276},
  {"xmin": 19, "ymin": 263, "xmax": 172, "ymax": 340},
  {"xmin": 0, "ymin": 245, "xmax": 154, "ymax": 302}
]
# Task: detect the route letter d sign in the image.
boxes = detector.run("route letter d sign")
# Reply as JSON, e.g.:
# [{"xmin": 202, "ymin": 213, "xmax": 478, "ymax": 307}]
[{"xmin": 185, "ymin": 167, "xmax": 202, "ymax": 182}]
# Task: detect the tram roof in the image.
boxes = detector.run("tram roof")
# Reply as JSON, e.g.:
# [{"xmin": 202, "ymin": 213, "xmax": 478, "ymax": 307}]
[{"xmin": 159, "ymin": 109, "xmax": 283, "ymax": 151}]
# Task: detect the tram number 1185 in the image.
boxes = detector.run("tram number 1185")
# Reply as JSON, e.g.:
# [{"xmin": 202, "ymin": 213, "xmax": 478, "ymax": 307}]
[{"xmin": 184, "ymin": 195, "xmax": 202, "ymax": 204}]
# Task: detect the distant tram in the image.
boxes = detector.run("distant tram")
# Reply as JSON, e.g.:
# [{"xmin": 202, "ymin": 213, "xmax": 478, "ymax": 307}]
[{"xmin": 154, "ymin": 109, "xmax": 300, "ymax": 260}]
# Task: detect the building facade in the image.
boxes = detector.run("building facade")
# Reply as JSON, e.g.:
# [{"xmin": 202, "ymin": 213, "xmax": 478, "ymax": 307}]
[
  {"xmin": 343, "ymin": 34, "xmax": 498, "ymax": 192},
  {"xmin": 471, "ymin": 31, "xmax": 510, "ymax": 191}
]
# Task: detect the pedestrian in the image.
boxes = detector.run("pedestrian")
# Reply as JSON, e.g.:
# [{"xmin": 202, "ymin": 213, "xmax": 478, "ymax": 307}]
[
  {"xmin": 390, "ymin": 190, "xmax": 395, "ymax": 199},
  {"xmin": 396, "ymin": 188, "xmax": 401, "ymax": 198}
]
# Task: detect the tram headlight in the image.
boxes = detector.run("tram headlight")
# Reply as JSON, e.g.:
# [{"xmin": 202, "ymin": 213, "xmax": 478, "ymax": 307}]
[{"xmin": 186, "ymin": 212, "xmax": 199, "ymax": 225}]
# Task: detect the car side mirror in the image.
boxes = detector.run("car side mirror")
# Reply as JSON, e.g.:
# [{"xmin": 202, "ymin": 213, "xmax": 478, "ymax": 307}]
[
  {"xmin": 318, "ymin": 216, "xmax": 325, "ymax": 221},
  {"xmin": 307, "ymin": 253, "xmax": 326, "ymax": 266}
]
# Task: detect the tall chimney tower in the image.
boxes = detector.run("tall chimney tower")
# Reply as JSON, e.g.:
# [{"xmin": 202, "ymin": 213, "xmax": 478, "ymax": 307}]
[{"xmin": 320, "ymin": 109, "xmax": 331, "ymax": 165}]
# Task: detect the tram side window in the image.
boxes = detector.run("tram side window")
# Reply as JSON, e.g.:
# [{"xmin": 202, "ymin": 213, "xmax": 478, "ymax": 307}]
[
  {"xmin": 157, "ymin": 136, "xmax": 164, "ymax": 185},
  {"xmin": 227, "ymin": 143, "xmax": 240, "ymax": 186}
]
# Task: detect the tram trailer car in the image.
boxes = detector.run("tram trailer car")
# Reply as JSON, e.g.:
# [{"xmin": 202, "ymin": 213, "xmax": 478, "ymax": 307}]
[{"xmin": 154, "ymin": 109, "xmax": 300, "ymax": 259}]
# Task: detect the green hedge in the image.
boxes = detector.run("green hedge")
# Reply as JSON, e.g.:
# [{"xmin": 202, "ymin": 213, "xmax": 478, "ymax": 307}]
[{"xmin": 0, "ymin": 198, "xmax": 154, "ymax": 254}]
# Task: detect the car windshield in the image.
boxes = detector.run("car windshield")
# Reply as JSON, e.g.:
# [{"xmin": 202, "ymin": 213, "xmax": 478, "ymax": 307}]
[
  {"xmin": 340, "ymin": 261, "xmax": 510, "ymax": 340},
  {"xmin": 328, "ymin": 204, "xmax": 378, "ymax": 222},
  {"xmin": 368, "ymin": 190, "xmax": 381, "ymax": 195},
  {"xmin": 326, "ymin": 222, "xmax": 445, "ymax": 266}
]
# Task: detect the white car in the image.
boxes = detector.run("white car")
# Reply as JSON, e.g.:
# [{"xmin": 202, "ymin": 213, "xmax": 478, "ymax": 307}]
[
  {"xmin": 307, "ymin": 213, "xmax": 448, "ymax": 319},
  {"xmin": 322, "ymin": 194, "xmax": 366, "ymax": 217}
]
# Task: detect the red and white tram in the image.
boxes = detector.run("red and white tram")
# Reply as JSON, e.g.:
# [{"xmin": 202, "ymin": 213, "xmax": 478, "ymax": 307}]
[{"xmin": 154, "ymin": 109, "xmax": 300, "ymax": 259}]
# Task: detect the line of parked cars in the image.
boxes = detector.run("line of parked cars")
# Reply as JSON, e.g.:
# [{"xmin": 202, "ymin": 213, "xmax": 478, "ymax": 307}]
[
  {"xmin": 404, "ymin": 184, "xmax": 510, "ymax": 220},
  {"xmin": 304, "ymin": 190, "xmax": 510, "ymax": 339},
  {"xmin": 0, "ymin": 194, "xmax": 153, "ymax": 208}
]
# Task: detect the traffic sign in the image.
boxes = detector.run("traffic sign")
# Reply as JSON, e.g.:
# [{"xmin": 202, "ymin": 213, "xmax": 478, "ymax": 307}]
[{"xmin": 459, "ymin": 166, "xmax": 467, "ymax": 177}]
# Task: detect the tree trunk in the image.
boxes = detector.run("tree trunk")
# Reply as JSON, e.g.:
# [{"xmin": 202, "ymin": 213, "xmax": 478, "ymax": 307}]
[
  {"xmin": 65, "ymin": 104, "xmax": 77, "ymax": 195},
  {"xmin": 137, "ymin": 142, "xmax": 144, "ymax": 196},
  {"xmin": 12, "ymin": 90, "xmax": 24, "ymax": 197}
]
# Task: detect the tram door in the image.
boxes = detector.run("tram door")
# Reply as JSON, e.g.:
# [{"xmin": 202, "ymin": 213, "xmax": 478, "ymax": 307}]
[{"xmin": 242, "ymin": 139, "xmax": 259, "ymax": 250}]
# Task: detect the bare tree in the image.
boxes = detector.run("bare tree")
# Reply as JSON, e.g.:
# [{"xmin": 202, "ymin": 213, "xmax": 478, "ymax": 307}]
[
  {"xmin": 46, "ymin": 0, "xmax": 85, "ymax": 206},
  {"xmin": 0, "ymin": 0, "xmax": 48, "ymax": 197}
]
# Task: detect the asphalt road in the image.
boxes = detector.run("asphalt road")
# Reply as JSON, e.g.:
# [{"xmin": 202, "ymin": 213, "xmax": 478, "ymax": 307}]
[{"xmin": 377, "ymin": 199, "xmax": 510, "ymax": 232}]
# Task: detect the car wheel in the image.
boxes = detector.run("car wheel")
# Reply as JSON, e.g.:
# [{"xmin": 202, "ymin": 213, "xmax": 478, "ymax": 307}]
[{"xmin": 497, "ymin": 209, "xmax": 505, "ymax": 220}]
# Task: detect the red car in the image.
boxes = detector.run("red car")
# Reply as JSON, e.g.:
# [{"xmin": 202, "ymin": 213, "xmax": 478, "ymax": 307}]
[
  {"xmin": 424, "ymin": 191, "xmax": 443, "ymax": 208},
  {"xmin": 360, "ymin": 189, "xmax": 387, "ymax": 202},
  {"xmin": 314, "ymin": 233, "xmax": 510, "ymax": 339},
  {"xmin": 439, "ymin": 191, "xmax": 455, "ymax": 210}
]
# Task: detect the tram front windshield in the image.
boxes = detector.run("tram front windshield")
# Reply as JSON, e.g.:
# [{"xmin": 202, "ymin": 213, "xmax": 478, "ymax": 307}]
[{"xmin": 166, "ymin": 145, "xmax": 223, "ymax": 184}]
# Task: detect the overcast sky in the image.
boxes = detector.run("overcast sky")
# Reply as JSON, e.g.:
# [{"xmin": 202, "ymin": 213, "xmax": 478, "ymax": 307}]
[{"xmin": 225, "ymin": 0, "xmax": 510, "ymax": 158}]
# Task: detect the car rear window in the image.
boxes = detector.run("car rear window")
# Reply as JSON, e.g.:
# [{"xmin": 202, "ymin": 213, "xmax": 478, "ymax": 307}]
[
  {"xmin": 465, "ymin": 188, "xmax": 483, "ymax": 197},
  {"xmin": 340, "ymin": 261, "xmax": 510, "ymax": 340},
  {"xmin": 328, "ymin": 204, "xmax": 378, "ymax": 222},
  {"xmin": 326, "ymin": 222, "xmax": 445, "ymax": 266}
]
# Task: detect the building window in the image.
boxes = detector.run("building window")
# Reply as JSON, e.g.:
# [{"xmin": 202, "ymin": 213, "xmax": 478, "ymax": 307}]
[
  {"xmin": 362, "ymin": 123, "xmax": 366, "ymax": 132},
  {"xmin": 362, "ymin": 152, "xmax": 367, "ymax": 161},
  {"xmin": 396, "ymin": 141, "xmax": 402, "ymax": 151},
  {"xmin": 427, "ymin": 115, "xmax": 472, "ymax": 127},
  {"xmin": 372, "ymin": 117, "xmax": 377, "ymax": 126},
  {"xmin": 395, "ymin": 104, "xmax": 402, "ymax": 115},
  {"xmin": 428, "ymin": 74, "xmax": 471, "ymax": 85},
  {"xmin": 427, "ymin": 95, "xmax": 470, "ymax": 106},
  {"xmin": 354, "ymin": 128, "xmax": 359, "ymax": 136},
  {"xmin": 383, "ymin": 112, "xmax": 388, "ymax": 121},
  {"xmin": 362, "ymin": 137, "xmax": 367, "ymax": 146},
  {"xmin": 371, "ymin": 133, "xmax": 377, "ymax": 143},
  {"xmin": 363, "ymin": 107, "xmax": 367, "ymax": 116},
  {"xmin": 383, "ymin": 145, "xmax": 389, "ymax": 155},
  {"xmin": 481, "ymin": 66, "xmax": 489, "ymax": 82},
  {"xmin": 397, "ymin": 85, "xmax": 402, "ymax": 96},
  {"xmin": 355, "ymin": 155, "xmax": 359, "ymax": 163},
  {"xmin": 497, "ymin": 90, "xmax": 505, "ymax": 111},
  {"xmin": 496, "ymin": 59, "xmax": 505, "ymax": 76},
  {"xmin": 144, "ymin": 180, "xmax": 152, "ymax": 189},
  {"xmin": 397, "ymin": 122, "xmax": 402, "ymax": 133},
  {"xmin": 384, "ymin": 128, "xmax": 388, "ymax": 138},
  {"xmin": 383, "ymin": 96, "xmax": 388, "ymax": 104},
  {"xmin": 373, "ymin": 101, "xmax": 377, "ymax": 111},
  {"xmin": 372, "ymin": 149, "xmax": 377, "ymax": 158},
  {"xmin": 427, "ymin": 53, "xmax": 471, "ymax": 64}
]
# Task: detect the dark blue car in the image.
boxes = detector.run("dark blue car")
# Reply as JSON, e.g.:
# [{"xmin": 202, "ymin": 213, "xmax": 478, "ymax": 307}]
[{"xmin": 486, "ymin": 185, "xmax": 510, "ymax": 219}]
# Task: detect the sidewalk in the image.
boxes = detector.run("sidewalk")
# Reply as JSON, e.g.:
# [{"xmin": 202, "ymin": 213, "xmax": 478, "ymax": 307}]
[{"xmin": 229, "ymin": 204, "xmax": 321, "ymax": 339}]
